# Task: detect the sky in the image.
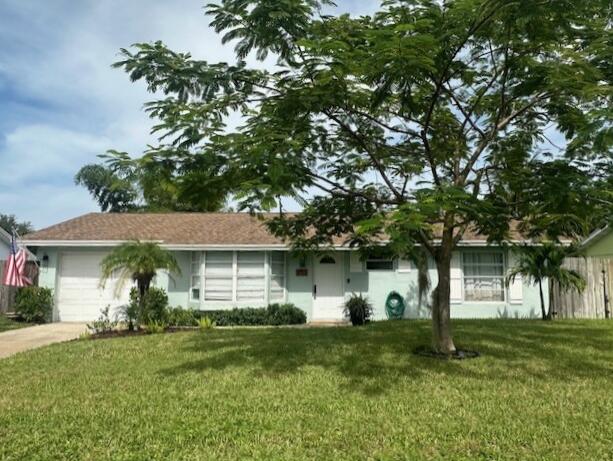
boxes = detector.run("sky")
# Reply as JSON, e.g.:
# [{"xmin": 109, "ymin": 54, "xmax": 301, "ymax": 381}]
[{"xmin": 0, "ymin": 0, "xmax": 379, "ymax": 230}]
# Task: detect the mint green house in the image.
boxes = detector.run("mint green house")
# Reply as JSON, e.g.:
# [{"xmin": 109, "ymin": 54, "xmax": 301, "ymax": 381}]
[
  {"xmin": 583, "ymin": 226, "xmax": 613, "ymax": 257},
  {"xmin": 24, "ymin": 213, "xmax": 546, "ymax": 322}
]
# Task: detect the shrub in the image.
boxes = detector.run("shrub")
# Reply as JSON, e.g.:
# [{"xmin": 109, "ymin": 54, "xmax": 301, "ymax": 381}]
[
  {"xmin": 87, "ymin": 306, "xmax": 118, "ymax": 334},
  {"xmin": 266, "ymin": 303, "xmax": 307, "ymax": 325},
  {"xmin": 167, "ymin": 307, "xmax": 198, "ymax": 327},
  {"xmin": 124, "ymin": 287, "xmax": 169, "ymax": 329},
  {"xmin": 198, "ymin": 316, "xmax": 216, "ymax": 331},
  {"xmin": 198, "ymin": 304, "xmax": 307, "ymax": 327},
  {"xmin": 145, "ymin": 321, "xmax": 166, "ymax": 334},
  {"xmin": 344, "ymin": 293, "xmax": 373, "ymax": 326},
  {"xmin": 14, "ymin": 287, "xmax": 53, "ymax": 323},
  {"xmin": 140, "ymin": 287, "xmax": 169, "ymax": 324}
]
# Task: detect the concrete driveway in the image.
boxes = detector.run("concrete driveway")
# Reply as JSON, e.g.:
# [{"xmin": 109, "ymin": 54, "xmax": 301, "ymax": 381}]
[{"xmin": 0, "ymin": 323, "xmax": 88, "ymax": 359}]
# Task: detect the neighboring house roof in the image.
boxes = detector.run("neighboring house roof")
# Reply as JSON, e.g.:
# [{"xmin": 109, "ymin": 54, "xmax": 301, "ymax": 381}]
[
  {"xmin": 581, "ymin": 226, "xmax": 612, "ymax": 257},
  {"xmin": 23, "ymin": 212, "xmax": 527, "ymax": 249}
]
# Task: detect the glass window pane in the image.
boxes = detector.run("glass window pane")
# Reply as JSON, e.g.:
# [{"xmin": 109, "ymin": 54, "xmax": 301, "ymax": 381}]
[
  {"xmin": 366, "ymin": 259, "xmax": 394, "ymax": 271},
  {"xmin": 270, "ymin": 252, "xmax": 285, "ymax": 300},
  {"xmin": 190, "ymin": 252, "xmax": 202, "ymax": 300},
  {"xmin": 463, "ymin": 251, "xmax": 504, "ymax": 302}
]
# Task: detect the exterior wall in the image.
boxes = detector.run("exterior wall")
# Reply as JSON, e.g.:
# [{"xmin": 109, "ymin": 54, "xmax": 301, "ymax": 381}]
[
  {"xmin": 34, "ymin": 245, "xmax": 546, "ymax": 322},
  {"xmin": 164, "ymin": 251, "xmax": 191, "ymax": 308},
  {"xmin": 585, "ymin": 231, "xmax": 613, "ymax": 257},
  {"xmin": 286, "ymin": 253, "xmax": 314, "ymax": 320},
  {"xmin": 342, "ymin": 248, "xmax": 545, "ymax": 320}
]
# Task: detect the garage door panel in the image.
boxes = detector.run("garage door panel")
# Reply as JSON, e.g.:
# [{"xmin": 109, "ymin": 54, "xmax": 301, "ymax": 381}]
[{"xmin": 58, "ymin": 253, "xmax": 132, "ymax": 322}]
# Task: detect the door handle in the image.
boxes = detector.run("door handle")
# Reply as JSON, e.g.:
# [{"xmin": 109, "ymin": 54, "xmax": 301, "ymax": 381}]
[{"xmin": 313, "ymin": 284, "xmax": 317, "ymax": 298}]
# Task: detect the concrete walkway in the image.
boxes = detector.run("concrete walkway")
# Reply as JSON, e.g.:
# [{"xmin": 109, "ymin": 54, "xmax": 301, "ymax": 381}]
[{"xmin": 0, "ymin": 323, "xmax": 88, "ymax": 359}]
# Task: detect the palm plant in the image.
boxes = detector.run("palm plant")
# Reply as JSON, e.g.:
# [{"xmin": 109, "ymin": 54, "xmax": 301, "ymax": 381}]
[
  {"xmin": 507, "ymin": 243, "xmax": 586, "ymax": 320},
  {"xmin": 100, "ymin": 240, "xmax": 181, "ymax": 301}
]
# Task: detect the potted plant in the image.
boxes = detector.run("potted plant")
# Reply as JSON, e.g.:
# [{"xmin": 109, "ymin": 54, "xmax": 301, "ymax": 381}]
[{"xmin": 343, "ymin": 293, "xmax": 373, "ymax": 326}]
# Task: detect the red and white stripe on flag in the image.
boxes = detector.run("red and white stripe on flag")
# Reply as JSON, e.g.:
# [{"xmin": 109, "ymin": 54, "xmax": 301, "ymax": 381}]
[{"xmin": 2, "ymin": 249, "xmax": 31, "ymax": 287}]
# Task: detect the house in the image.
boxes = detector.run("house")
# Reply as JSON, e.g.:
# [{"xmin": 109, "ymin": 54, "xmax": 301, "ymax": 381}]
[
  {"xmin": 582, "ymin": 226, "xmax": 612, "ymax": 257},
  {"xmin": 23, "ymin": 212, "xmax": 546, "ymax": 322},
  {"xmin": 0, "ymin": 227, "xmax": 13, "ymax": 261},
  {"xmin": 0, "ymin": 227, "xmax": 36, "ymax": 261}
]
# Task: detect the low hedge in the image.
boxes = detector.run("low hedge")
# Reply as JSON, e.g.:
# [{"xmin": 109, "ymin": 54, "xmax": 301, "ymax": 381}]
[{"xmin": 197, "ymin": 303, "xmax": 307, "ymax": 326}]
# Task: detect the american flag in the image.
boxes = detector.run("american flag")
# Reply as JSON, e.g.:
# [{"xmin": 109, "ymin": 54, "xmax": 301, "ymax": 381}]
[{"xmin": 1, "ymin": 230, "xmax": 31, "ymax": 287}]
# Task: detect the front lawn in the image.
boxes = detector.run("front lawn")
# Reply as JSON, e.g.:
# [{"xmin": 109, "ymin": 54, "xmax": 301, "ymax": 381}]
[
  {"xmin": 0, "ymin": 315, "xmax": 30, "ymax": 333},
  {"xmin": 0, "ymin": 320, "xmax": 612, "ymax": 460}
]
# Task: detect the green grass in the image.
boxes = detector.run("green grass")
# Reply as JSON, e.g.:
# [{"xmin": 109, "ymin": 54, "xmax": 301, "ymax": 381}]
[
  {"xmin": 0, "ymin": 315, "xmax": 30, "ymax": 333},
  {"xmin": 1, "ymin": 320, "xmax": 612, "ymax": 460}
]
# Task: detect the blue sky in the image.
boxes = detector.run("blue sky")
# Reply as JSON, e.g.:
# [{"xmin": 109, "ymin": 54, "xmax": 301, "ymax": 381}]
[{"xmin": 0, "ymin": 0, "xmax": 379, "ymax": 229}]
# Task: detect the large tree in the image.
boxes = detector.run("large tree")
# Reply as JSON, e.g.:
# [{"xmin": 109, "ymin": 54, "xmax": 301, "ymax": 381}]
[{"xmin": 111, "ymin": 0, "xmax": 611, "ymax": 353}]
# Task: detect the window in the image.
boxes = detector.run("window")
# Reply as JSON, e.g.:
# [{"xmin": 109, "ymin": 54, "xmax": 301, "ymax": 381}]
[
  {"xmin": 237, "ymin": 252, "xmax": 266, "ymax": 301},
  {"xmin": 269, "ymin": 252, "xmax": 285, "ymax": 301},
  {"xmin": 190, "ymin": 252, "xmax": 202, "ymax": 301},
  {"xmin": 204, "ymin": 251, "xmax": 233, "ymax": 301},
  {"xmin": 200, "ymin": 251, "xmax": 286, "ymax": 303},
  {"xmin": 366, "ymin": 258, "xmax": 394, "ymax": 271},
  {"xmin": 319, "ymin": 255, "xmax": 336, "ymax": 264},
  {"xmin": 463, "ymin": 252, "xmax": 504, "ymax": 302}
]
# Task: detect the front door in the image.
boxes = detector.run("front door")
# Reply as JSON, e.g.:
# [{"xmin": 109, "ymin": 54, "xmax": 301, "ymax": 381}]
[{"xmin": 312, "ymin": 254, "xmax": 345, "ymax": 321}]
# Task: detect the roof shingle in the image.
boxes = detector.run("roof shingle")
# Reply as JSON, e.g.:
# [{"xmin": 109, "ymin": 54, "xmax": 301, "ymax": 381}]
[{"xmin": 24, "ymin": 212, "xmax": 523, "ymax": 246}]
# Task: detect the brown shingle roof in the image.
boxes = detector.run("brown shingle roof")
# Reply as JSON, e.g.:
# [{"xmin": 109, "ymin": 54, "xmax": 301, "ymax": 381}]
[
  {"xmin": 23, "ymin": 212, "xmax": 524, "ymax": 246},
  {"xmin": 24, "ymin": 213, "xmax": 286, "ymax": 245}
]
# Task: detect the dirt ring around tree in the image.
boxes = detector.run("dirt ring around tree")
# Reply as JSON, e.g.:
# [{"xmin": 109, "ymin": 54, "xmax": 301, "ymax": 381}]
[{"xmin": 412, "ymin": 345, "xmax": 480, "ymax": 360}]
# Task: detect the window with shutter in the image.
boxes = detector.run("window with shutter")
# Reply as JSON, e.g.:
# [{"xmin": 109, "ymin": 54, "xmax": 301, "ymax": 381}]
[
  {"xmin": 237, "ymin": 252, "xmax": 266, "ymax": 301},
  {"xmin": 204, "ymin": 251, "xmax": 233, "ymax": 301}
]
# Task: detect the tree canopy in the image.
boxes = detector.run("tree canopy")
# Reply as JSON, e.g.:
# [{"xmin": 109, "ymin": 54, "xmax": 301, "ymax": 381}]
[
  {"xmin": 109, "ymin": 0, "xmax": 612, "ymax": 353},
  {"xmin": 0, "ymin": 214, "xmax": 34, "ymax": 236},
  {"xmin": 76, "ymin": 150, "xmax": 231, "ymax": 212}
]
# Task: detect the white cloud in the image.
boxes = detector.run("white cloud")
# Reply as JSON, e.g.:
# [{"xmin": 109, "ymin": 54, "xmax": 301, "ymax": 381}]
[
  {"xmin": 0, "ymin": 0, "xmax": 379, "ymax": 229},
  {"xmin": 0, "ymin": 124, "xmax": 111, "ymax": 186},
  {"xmin": 0, "ymin": 184, "xmax": 97, "ymax": 230}
]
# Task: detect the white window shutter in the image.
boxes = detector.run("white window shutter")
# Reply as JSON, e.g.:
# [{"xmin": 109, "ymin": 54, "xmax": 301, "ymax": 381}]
[
  {"xmin": 507, "ymin": 250, "xmax": 523, "ymax": 304},
  {"xmin": 397, "ymin": 258, "xmax": 412, "ymax": 273},
  {"xmin": 349, "ymin": 252, "xmax": 363, "ymax": 273},
  {"xmin": 450, "ymin": 251, "xmax": 463, "ymax": 303}
]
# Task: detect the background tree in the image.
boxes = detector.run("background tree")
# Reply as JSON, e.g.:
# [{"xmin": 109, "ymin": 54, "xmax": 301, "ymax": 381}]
[
  {"xmin": 76, "ymin": 150, "xmax": 232, "ymax": 212},
  {"xmin": 110, "ymin": 0, "xmax": 611, "ymax": 353},
  {"xmin": 0, "ymin": 214, "xmax": 34, "ymax": 236},
  {"xmin": 507, "ymin": 243, "xmax": 586, "ymax": 320},
  {"xmin": 75, "ymin": 163, "xmax": 139, "ymax": 212}
]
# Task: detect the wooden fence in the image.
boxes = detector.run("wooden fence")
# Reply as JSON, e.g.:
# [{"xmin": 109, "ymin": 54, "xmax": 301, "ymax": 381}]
[
  {"xmin": 0, "ymin": 262, "xmax": 39, "ymax": 314},
  {"xmin": 552, "ymin": 257, "xmax": 612, "ymax": 319}
]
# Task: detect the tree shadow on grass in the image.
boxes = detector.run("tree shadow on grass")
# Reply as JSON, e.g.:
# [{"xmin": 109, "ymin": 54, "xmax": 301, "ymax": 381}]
[{"xmin": 158, "ymin": 320, "xmax": 613, "ymax": 395}]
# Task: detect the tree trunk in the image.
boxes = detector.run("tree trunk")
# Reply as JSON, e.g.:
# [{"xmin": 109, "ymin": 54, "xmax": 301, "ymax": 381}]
[
  {"xmin": 137, "ymin": 277, "xmax": 152, "ymax": 302},
  {"xmin": 546, "ymin": 279, "xmax": 555, "ymax": 320},
  {"xmin": 431, "ymin": 239, "xmax": 456, "ymax": 354},
  {"xmin": 538, "ymin": 279, "xmax": 547, "ymax": 320}
]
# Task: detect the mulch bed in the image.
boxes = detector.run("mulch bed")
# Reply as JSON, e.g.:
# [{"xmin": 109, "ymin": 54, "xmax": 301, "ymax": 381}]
[
  {"xmin": 413, "ymin": 345, "xmax": 480, "ymax": 360},
  {"xmin": 87, "ymin": 327, "xmax": 199, "ymax": 340}
]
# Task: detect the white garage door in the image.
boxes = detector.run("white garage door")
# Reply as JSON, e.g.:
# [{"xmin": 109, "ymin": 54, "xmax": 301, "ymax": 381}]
[{"xmin": 57, "ymin": 252, "xmax": 132, "ymax": 322}]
